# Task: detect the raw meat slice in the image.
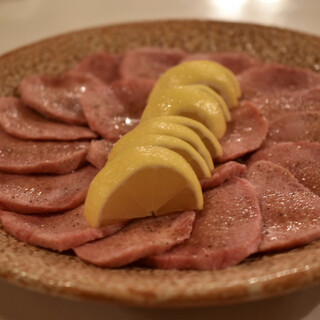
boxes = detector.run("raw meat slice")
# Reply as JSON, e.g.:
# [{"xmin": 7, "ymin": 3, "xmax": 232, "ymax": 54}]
[
  {"xmin": 19, "ymin": 71, "xmax": 103, "ymax": 125},
  {"xmin": 182, "ymin": 52, "xmax": 262, "ymax": 74},
  {"xmin": 252, "ymin": 88, "xmax": 320, "ymax": 122},
  {"xmin": 200, "ymin": 161, "xmax": 246, "ymax": 190},
  {"xmin": 262, "ymin": 111, "xmax": 320, "ymax": 146},
  {"xmin": 0, "ymin": 128, "xmax": 89, "ymax": 174},
  {"xmin": 145, "ymin": 178, "xmax": 262, "ymax": 270},
  {"xmin": 0, "ymin": 97, "xmax": 97, "ymax": 140},
  {"xmin": 238, "ymin": 63, "xmax": 320, "ymax": 99},
  {"xmin": 120, "ymin": 47, "xmax": 186, "ymax": 80},
  {"xmin": 0, "ymin": 166, "xmax": 98, "ymax": 214},
  {"xmin": 74, "ymin": 211, "xmax": 196, "ymax": 268},
  {"xmin": 247, "ymin": 142, "xmax": 320, "ymax": 197},
  {"xmin": 71, "ymin": 53, "xmax": 121, "ymax": 84},
  {"xmin": 81, "ymin": 81, "xmax": 148, "ymax": 141},
  {"xmin": 246, "ymin": 160, "xmax": 320, "ymax": 252},
  {"xmin": 86, "ymin": 139, "xmax": 113, "ymax": 169},
  {"xmin": 0, "ymin": 205, "xmax": 125, "ymax": 252},
  {"xmin": 217, "ymin": 101, "xmax": 268, "ymax": 163}
]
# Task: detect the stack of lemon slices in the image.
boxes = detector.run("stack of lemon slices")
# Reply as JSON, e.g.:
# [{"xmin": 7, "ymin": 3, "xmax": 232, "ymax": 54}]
[{"xmin": 85, "ymin": 60, "xmax": 241, "ymax": 227}]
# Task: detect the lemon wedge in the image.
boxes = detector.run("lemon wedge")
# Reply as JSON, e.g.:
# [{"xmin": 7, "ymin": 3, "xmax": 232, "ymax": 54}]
[
  {"xmin": 109, "ymin": 117, "xmax": 214, "ymax": 171},
  {"xmin": 143, "ymin": 115, "xmax": 223, "ymax": 158},
  {"xmin": 84, "ymin": 145, "xmax": 203, "ymax": 226},
  {"xmin": 143, "ymin": 84, "xmax": 227, "ymax": 139},
  {"xmin": 148, "ymin": 60, "xmax": 241, "ymax": 108},
  {"xmin": 108, "ymin": 133, "xmax": 211, "ymax": 179}
]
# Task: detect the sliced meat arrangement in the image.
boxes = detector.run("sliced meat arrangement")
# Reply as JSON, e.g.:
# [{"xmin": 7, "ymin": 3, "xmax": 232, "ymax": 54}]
[
  {"xmin": 183, "ymin": 52, "xmax": 262, "ymax": 74},
  {"xmin": 0, "ymin": 205, "xmax": 126, "ymax": 252},
  {"xmin": 246, "ymin": 160, "xmax": 320, "ymax": 252},
  {"xmin": 74, "ymin": 211, "xmax": 196, "ymax": 268},
  {"xmin": 248, "ymin": 142, "xmax": 320, "ymax": 197},
  {"xmin": 238, "ymin": 63, "xmax": 320, "ymax": 99},
  {"xmin": 217, "ymin": 101, "xmax": 268, "ymax": 163},
  {"xmin": 0, "ymin": 97, "xmax": 97, "ymax": 140},
  {"xmin": 0, "ymin": 128, "xmax": 89, "ymax": 174},
  {"xmin": 19, "ymin": 71, "xmax": 103, "ymax": 125},
  {"xmin": 262, "ymin": 111, "xmax": 320, "ymax": 146},
  {"xmin": 120, "ymin": 47, "xmax": 186, "ymax": 80},
  {"xmin": 252, "ymin": 88, "xmax": 320, "ymax": 123},
  {"xmin": 86, "ymin": 139, "xmax": 113, "ymax": 169},
  {"xmin": 71, "ymin": 53, "xmax": 121, "ymax": 84},
  {"xmin": 145, "ymin": 178, "xmax": 262, "ymax": 270},
  {"xmin": 0, "ymin": 166, "xmax": 97, "ymax": 214},
  {"xmin": 81, "ymin": 81, "xmax": 148, "ymax": 141},
  {"xmin": 200, "ymin": 161, "xmax": 246, "ymax": 190}
]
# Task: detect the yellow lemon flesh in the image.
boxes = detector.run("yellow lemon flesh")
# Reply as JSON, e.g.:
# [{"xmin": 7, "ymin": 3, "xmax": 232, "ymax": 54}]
[
  {"xmin": 148, "ymin": 60, "xmax": 241, "ymax": 108},
  {"xmin": 108, "ymin": 133, "xmax": 211, "ymax": 180},
  {"xmin": 142, "ymin": 115, "xmax": 223, "ymax": 158},
  {"xmin": 109, "ymin": 117, "xmax": 214, "ymax": 171},
  {"xmin": 143, "ymin": 84, "xmax": 228, "ymax": 139},
  {"xmin": 84, "ymin": 146, "xmax": 203, "ymax": 226}
]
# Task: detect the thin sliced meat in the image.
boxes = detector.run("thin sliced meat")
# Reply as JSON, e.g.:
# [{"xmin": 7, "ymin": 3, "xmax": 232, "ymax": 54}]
[
  {"xmin": 110, "ymin": 78, "xmax": 154, "ymax": 111},
  {"xmin": 74, "ymin": 211, "xmax": 196, "ymax": 268},
  {"xmin": 0, "ymin": 166, "xmax": 98, "ymax": 214},
  {"xmin": 0, "ymin": 205, "xmax": 126, "ymax": 252},
  {"xmin": 238, "ymin": 63, "xmax": 320, "ymax": 99},
  {"xmin": 0, "ymin": 97, "xmax": 97, "ymax": 140},
  {"xmin": 182, "ymin": 52, "xmax": 262, "ymax": 74},
  {"xmin": 246, "ymin": 160, "xmax": 320, "ymax": 252},
  {"xmin": 145, "ymin": 178, "xmax": 262, "ymax": 270},
  {"xmin": 217, "ymin": 101, "xmax": 268, "ymax": 163},
  {"xmin": 71, "ymin": 53, "xmax": 121, "ymax": 84},
  {"xmin": 262, "ymin": 111, "xmax": 320, "ymax": 146},
  {"xmin": 200, "ymin": 161, "xmax": 246, "ymax": 190},
  {"xmin": 252, "ymin": 88, "xmax": 320, "ymax": 122},
  {"xmin": 19, "ymin": 71, "xmax": 103, "ymax": 125},
  {"xmin": 86, "ymin": 139, "xmax": 113, "ymax": 169},
  {"xmin": 120, "ymin": 47, "xmax": 186, "ymax": 80},
  {"xmin": 247, "ymin": 142, "xmax": 320, "ymax": 197},
  {"xmin": 0, "ymin": 128, "xmax": 89, "ymax": 174},
  {"xmin": 81, "ymin": 80, "xmax": 150, "ymax": 141}
]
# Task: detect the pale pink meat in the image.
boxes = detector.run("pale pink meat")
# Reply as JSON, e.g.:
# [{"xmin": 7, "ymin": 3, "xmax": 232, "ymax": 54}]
[
  {"xmin": 200, "ymin": 161, "xmax": 246, "ymax": 190},
  {"xmin": 0, "ymin": 205, "xmax": 126, "ymax": 252},
  {"xmin": 19, "ymin": 71, "xmax": 104, "ymax": 125},
  {"xmin": 120, "ymin": 47, "xmax": 186, "ymax": 80},
  {"xmin": 71, "ymin": 53, "xmax": 121, "ymax": 84},
  {"xmin": 86, "ymin": 139, "xmax": 114, "ymax": 169},
  {"xmin": 0, "ymin": 97, "xmax": 97, "ymax": 140},
  {"xmin": 247, "ymin": 142, "xmax": 320, "ymax": 197},
  {"xmin": 74, "ymin": 211, "xmax": 196, "ymax": 268},
  {"xmin": 217, "ymin": 101, "xmax": 269, "ymax": 163},
  {"xmin": 145, "ymin": 178, "xmax": 262, "ymax": 270},
  {"xmin": 246, "ymin": 160, "xmax": 320, "ymax": 252},
  {"xmin": 0, "ymin": 128, "xmax": 89, "ymax": 174},
  {"xmin": 0, "ymin": 166, "xmax": 98, "ymax": 214}
]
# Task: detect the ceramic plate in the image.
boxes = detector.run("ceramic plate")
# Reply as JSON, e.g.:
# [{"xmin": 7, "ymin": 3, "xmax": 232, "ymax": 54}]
[{"xmin": 0, "ymin": 20, "xmax": 319, "ymax": 307}]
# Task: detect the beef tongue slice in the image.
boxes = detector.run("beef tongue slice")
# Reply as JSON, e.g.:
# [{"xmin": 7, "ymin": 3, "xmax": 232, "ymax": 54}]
[
  {"xmin": 86, "ymin": 139, "xmax": 114, "ymax": 169},
  {"xmin": 0, "ymin": 205, "xmax": 125, "ymax": 252},
  {"xmin": 74, "ymin": 211, "xmax": 196, "ymax": 268},
  {"xmin": 0, "ymin": 128, "xmax": 89, "ymax": 175},
  {"xmin": 246, "ymin": 160, "xmax": 320, "ymax": 252},
  {"xmin": 145, "ymin": 177, "xmax": 262, "ymax": 270},
  {"xmin": 0, "ymin": 166, "xmax": 98, "ymax": 214},
  {"xmin": 0, "ymin": 97, "xmax": 97, "ymax": 141},
  {"xmin": 248, "ymin": 142, "xmax": 320, "ymax": 197}
]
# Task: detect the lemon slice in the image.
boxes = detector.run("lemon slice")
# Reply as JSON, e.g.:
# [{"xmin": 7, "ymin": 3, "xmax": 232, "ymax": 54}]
[
  {"xmin": 143, "ymin": 84, "xmax": 227, "ymax": 139},
  {"xmin": 145, "ymin": 115, "xmax": 223, "ymax": 158},
  {"xmin": 108, "ymin": 133, "xmax": 211, "ymax": 179},
  {"xmin": 149, "ymin": 60, "xmax": 241, "ymax": 108},
  {"xmin": 109, "ymin": 117, "xmax": 214, "ymax": 171},
  {"xmin": 84, "ymin": 145, "xmax": 203, "ymax": 226}
]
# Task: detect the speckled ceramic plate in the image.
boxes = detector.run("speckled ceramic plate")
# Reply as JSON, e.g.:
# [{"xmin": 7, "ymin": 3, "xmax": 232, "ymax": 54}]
[{"xmin": 0, "ymin": 20, "xmax": 319, "ymax": 307}]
